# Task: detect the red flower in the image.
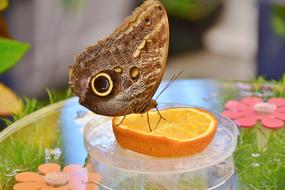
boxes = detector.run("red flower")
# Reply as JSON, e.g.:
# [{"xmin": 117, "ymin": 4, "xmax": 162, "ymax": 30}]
[{"xmin": 223, "ymin": 97, "xmax": 285, "ymax": 128}]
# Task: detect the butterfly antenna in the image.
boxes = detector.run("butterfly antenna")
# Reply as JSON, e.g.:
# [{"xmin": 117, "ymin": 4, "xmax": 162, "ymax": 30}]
[
  {"xmin": 146, "ymin": 111, "xmax": 152, "ymax": 132},
  {"xmin": 155, "ymin": 71, "xmax": 183, "ymax": 101},
  {"xmin": 157, "ymin": 74, "xmax": 177, "ymax": 98}
]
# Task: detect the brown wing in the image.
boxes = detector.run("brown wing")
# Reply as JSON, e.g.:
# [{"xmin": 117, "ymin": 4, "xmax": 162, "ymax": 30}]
[{"xmin": 69, "ymin": 0, "xmax": 169, "ymax": 116}]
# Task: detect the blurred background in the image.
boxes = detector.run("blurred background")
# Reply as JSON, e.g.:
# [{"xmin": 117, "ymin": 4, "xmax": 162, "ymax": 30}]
[{"xmin": 0, "ymin": 0, "xmax": 285, "ymax": 98}]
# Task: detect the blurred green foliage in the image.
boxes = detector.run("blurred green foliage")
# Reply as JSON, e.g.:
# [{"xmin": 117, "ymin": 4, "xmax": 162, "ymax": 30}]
[
  {"xmin": 0, "ymin": 38, "xmax": 30, "ymax": 74},
  {"xmin": 272, "ymin": 4, "xmax": 285, "ymax": 37},
  {"xmin": 0, "ymin": 0, "xmax": 8, "ymax": 11},
  {"xmin": 58, "ymin": 0, "xmax": 84, "ymax": 13},
  {"xmin": 162, "ymin": 0, "xmax": 221, "ymax": 21},
  {"xmin": 1, "ymin": 88, "xmax": 72, "ymax": 127}
]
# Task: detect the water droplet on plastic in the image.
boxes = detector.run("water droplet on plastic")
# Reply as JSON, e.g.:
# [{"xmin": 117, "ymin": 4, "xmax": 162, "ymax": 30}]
[
  {"xmin": 252, "ymin": 162, "xmax": 260, "ymax": 167},
  {"xmin": 251, "ymin": 153, "xmax": 260, "ymax": 158},
  {"xmin": 76, "ymin": 110, "xmax": 87, "ymax": 119},
  {"xmin": 5, "ymin": 169, "xmax": 23, "ymax": 177},
  {"xmin": 45, "ymin": 147, "xmax": 62, "ymax": 161}
]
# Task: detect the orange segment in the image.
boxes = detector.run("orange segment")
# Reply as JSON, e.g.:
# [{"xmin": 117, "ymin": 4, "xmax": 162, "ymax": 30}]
[{"xmin": 112, "ymin": 108, "xmax": 218, "ymax": 157}]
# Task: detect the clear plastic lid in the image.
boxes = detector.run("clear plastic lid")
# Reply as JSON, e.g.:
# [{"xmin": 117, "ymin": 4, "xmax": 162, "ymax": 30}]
[{"xmin": 84, "ymin": 105, "xmax": 238, "ymax": 174}]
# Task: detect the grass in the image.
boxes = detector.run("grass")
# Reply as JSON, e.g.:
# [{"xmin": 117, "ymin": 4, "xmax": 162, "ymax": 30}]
[
  {"xmin": 1, "ymin": 88, "xmax": 72, "ymax": 127},
  {"xmin": 0, "ymin": 88, "xmax": 71, "ymax": 190},
  {"xmin": 234, "ymin": 126, "xmax": 285, "ymax": 189},
  {"xmin": 231, "ymin": 76, "xmax": 285, "ymax": 190},
  {"xmin": 0, "ymin": 112, "xmax": 61, "ymax": 189}
]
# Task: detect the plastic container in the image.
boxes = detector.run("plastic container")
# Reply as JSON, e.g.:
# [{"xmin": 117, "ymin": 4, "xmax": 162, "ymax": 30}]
[{"xmin": 84, "ymin": 105, "xmax": 238, "ymax": 190}]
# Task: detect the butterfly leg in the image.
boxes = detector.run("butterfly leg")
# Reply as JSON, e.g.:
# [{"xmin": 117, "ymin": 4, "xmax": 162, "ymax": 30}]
[
  {"xmin": 156, "ymin": 107, "xmax": 166, "ymax": 121},
  {"xmin": 116, "ymin": 115, "xmax": 127, "ymax": 126},
  {"xmin": 153, "ymin": 107, "xmax": 166, "ymax": 130},
  {"xmin": 153, "ymin": 116, "xmax": 162, "ymax": 131},
  {"xmin": 115, "ymin": 102, "xmax": 134, "ymax": 126},
  {"xmin": 146, "ymin": 111, "xmax": 152, "ymax": 132}
]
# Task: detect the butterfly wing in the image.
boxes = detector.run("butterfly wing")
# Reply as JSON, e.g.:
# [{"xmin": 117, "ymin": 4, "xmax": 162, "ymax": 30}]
[{"xmin": 69, "ymin": 0, "xmax": 169, "ymax": 116}]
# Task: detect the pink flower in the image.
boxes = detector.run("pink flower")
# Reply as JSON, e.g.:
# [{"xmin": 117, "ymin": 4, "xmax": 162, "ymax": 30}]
[
  {"xmin": 14, "ymin": 163, "xmax": 101, "ymax": 190},
  {"xmin": 223, "ymin": 97, "xmax": 285, "ymax": 128}
]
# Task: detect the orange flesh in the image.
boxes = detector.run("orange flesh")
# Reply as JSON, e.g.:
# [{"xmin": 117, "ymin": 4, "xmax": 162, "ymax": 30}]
[
  {"xmin": 112, "ymin": 107, "xmax": 218, "ymax": 157},
  {"xmin": 116, "ymin": 108, "xmax": 216, "ymax": 140}
]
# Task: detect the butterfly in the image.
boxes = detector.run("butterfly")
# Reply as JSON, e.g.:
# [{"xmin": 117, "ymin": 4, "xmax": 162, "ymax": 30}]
[{"xmin": 69, "ymin": 0, "xmax": 169, "ymax": 116}]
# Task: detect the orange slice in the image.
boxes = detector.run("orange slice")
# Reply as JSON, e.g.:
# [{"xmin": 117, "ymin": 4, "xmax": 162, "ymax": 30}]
[{"xmin": 112, "ymin": 108, "xmax": 218, "ymax": 157}]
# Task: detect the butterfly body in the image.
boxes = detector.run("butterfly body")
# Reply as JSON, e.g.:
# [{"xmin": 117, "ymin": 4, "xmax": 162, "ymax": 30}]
[{"xmin": 69, "ymin": 0, "xmax": 169, "ymax": 116}]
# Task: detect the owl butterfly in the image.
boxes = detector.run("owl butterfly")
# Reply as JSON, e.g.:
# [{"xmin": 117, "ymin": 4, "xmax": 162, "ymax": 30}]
[{"xmin": 69, "ymin": 0, "xmax": 169, "ymax": 117}]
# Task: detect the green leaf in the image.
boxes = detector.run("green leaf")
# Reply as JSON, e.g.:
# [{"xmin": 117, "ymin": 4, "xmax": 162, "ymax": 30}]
[{"xmin": 0, "ymin": 38, "xmax": 30, "ymax": 74}]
